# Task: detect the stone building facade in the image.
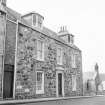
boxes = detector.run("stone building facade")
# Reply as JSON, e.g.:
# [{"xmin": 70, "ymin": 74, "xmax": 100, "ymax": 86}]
[{"xmin": 0, "ymin": 0, "xmax": 83, "ymax": 100}]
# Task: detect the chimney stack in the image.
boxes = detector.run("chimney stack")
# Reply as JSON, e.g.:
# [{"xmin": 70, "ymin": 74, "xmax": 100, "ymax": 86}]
[
  {"xmin": 0, "ymin": 0, "xmax": 6, "ymax": 6},
  {"xmin": 59, "ymin": 26, "xmax": 68, "ymax": 33},
  {"xmin": 58, "ymin": 26, "xmax": 74, "ymax": 45}
]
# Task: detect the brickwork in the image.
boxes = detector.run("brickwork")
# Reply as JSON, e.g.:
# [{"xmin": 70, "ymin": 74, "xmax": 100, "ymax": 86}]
[{"xmin": 15, "ymin": 24, "xmax": 83, "ymax": 99}]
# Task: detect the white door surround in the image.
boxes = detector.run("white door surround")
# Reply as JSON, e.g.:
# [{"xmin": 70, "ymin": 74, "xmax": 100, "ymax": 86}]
[{"xmin": 56, "ymin": 70, "xmax": 64, "ymax": 97}]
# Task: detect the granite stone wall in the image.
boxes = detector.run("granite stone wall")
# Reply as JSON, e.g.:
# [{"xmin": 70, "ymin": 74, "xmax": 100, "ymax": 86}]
[{"xmin": 15, "ymin": 24, "xmax": 83, "ymax": 99}]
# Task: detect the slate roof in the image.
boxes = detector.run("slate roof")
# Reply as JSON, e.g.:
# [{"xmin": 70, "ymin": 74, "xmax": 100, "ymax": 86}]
[
  {"xmin": 6, "ymin": 7, "xmax": 21, "ymax": 21},
  {"xmin": 5, "ymin": 6, "xmax": 81, "ymax": 51},
  {"xmin": 42, "ymin": 27, "xmax": 80, "ymax": 50}
]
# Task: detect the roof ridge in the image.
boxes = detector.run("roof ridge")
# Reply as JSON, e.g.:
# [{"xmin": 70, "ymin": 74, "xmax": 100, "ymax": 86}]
[{"xmin": 6, "ymin": 7, "xmax": 80, "ymax": 51}]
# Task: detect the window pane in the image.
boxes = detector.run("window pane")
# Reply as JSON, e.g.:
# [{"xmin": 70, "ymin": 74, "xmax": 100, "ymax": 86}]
[
  {"xmin": 57, "ymin": 48, "xmax": 61, "ymax": 56},
  {"xmin": 72, "ymin": 75, "xmax": 76, "ymax": 91},
  {"xmin": 37, "ymin": 40, "xmax": 44, "ymax": 60},
  {"xmin": 38, "ymin": 17, "xmax": 42, "ymax": 28},
  {"xmin": 38, "ymin": 22, "xmax": 42, "ymax": 28},
  {"xmin": 72, "ymin": 54, "xmax": 76, "ymax": 68},
  {"xmin": 58, "ymin": 56, "xmax": 60, "ymax": 63},
  {"xmin": 38, "ymin": 41, "xmax": 42, "ymax": 51},
  {"xmin": 37, "ymin": 84, "xmax": 42, "ymax": 90},
  {"xmin": 33, "ymin": 15, "xmax": 36, "ymax": 26},
  {"xmin": 57, "ymin": 48, "xmax": 62, "ymax": 64},
  {"xmin": 37, "ymin": 51, "xmax": 42, "ymax": 59},
  {"xmin": 37, "ymin": 72, "xmax": 42, "ymax": 81},
  {"xmin": 36, "ymin": 71, "xmax": 44, "ymax": 94},
  {"xmin": 37, "ymin": 72, "xmax": 42, "ymax": 91},
  {"xmin": 38, "ymin": 17, "xmax": 42, "ymax": 23}
]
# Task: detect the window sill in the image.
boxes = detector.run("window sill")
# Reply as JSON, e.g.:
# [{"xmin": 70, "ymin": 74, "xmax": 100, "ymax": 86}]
[
  {"xmin": 72, "ymin": 90, "xmax": 77, "ymax": 92},
  {"xmin": 57, "ymin": 63, "xmax": 63, "ymax": 66},
  {"xmin": 36, "ymin": 91, "xmax": 44, "ymax": 94},
  {"xmin": 72, "ymin": 66, "xmax": 77, "ymax": 69},
  {"xmin": 36, "ymin": 58, "xmax": 44, "ymax": 62}
]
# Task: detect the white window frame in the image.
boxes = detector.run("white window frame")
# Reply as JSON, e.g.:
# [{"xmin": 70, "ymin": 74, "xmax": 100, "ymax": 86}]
[
  {"xmin": 72, "ymin": 75, "xmax": 77, "ymax": 91},
  {"xmin": 37, "ymin": 40, "xmax": 44, "ymax": 61},
  {"xmin": 32, "ymin": 14, "xmax": 37, "ymax": 27},
  {"xmin": 57, "ymin": 47, "xmax": 63, "ymax": 65},
  {"xmin": 36, "ymin": 71, "xmax": 44, "ymax": 94},
  {"xmin": 38, "ymin": 16, "xmax": 43, "ymax": 28},
  {"xmin": 32, "ymin": 14, "xmax": 43, "ymax": 29},
  {"xmin": 70, "ymin": 35, "xmax": 74, "ymax": 44}
]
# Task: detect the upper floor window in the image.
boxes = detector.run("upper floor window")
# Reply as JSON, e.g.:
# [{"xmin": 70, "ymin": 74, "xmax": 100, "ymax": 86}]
[
  {"xmin": 57, "ymin": 47, "xmax": 63, "ymax": 65},
  {"xmin": 37, "ymin": 40, "xmax": 44, "ymax": 61},
  {"xmin": 69, "ymin": 35, "xmax": 74, "ymax": 44},
  {"xmin": 72, "ymin": 75, "xmax": 77, "ymax": 91},
  {"xmin": 36, "ymin": 71, "xmax": 44, "ymax": 94},
  {"xmin": 33, "ymin": 14, "xmax": 36, "ymax": 26},
  {"xmin": 71, "ymin": 54, "xmax": 77, "ymax": 68},
  {"xmin": 33, "ymin": 14, "xmax": 43, "ymax": 29},
  {"xmin": 22, "ymin": 12, "xmax": 44, "ymax": 29},
  {"xmin": 38, "ymin": 16, "xmax": 43, "ymax": 28}
]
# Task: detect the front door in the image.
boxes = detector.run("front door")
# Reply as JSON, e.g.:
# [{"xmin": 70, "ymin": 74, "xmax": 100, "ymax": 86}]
[
  {"xmin": 3, "ymin": 65, "xmax": 14, "ymax": 99},
  {"xmin": 58, "ymin": 73, "xmax": 62, "ymax": 96}
]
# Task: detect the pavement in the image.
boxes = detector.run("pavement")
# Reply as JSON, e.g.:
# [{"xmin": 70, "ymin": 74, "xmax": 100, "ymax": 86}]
[{"xmin": 0, "ymin": 95, "xmax": 105, "ymax": 105}]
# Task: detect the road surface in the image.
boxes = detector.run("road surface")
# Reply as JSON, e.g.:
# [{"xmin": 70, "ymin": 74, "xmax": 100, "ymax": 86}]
[{"xmin": 0, "ymin": 95, "xmax": 105, "ymax": 105}]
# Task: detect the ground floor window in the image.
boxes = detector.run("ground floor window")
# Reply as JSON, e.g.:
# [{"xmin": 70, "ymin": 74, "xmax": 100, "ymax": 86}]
[
  {"xmin": 36, "ymin": 71, "xmax": 44, "ymax": 94},
  {"xmin": 72, "ymin": 75, "xmax": 77, "ymax": 91}
]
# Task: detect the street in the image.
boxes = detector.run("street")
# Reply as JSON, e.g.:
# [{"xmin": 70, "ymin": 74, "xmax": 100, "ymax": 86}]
[
  {"xmin": 20, "ymin": 96, "xmax": 105, "ymax": 105},
  {"xmin": 1, "ymin": 96, "xmax": 105, "ymax": 105},
  {"xmin": 23, "ymin": 96, "xmax": 105, "ymax": 105}
]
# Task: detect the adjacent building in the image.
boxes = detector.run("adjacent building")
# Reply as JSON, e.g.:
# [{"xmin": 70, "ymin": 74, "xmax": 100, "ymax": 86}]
[
  {"xmin": 0, "ymin": 0, "xmax": 83, "ymax": 100},
  {"xmin": 83, "ymin": 63, "xmax": 102, "ymax": 95}
]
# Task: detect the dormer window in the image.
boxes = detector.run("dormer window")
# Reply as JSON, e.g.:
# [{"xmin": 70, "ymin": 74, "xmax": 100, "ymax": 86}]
[
  {"xmin": 68, "ymin": 34, "xmax": 74, "ymax": 44},
  {"xmin": 37, "ymin": 16, "xmax": 43, "ymax": 28},
  {"xmin": 32, "ymin": 14, "xmax": 44, "ymax": 28},
  {"xmin": 22, "ymin": 12, "xmax": 44, "ymax": 29},
  {"xmin": 33, "ymin": 14, "xmax": 36, "ymax": 26}
]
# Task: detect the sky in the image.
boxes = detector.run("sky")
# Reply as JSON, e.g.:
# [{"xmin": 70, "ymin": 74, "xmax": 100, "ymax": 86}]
[{"xmin": 7, "ymin": 0, "xmax": 105, "ymax": 73}]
